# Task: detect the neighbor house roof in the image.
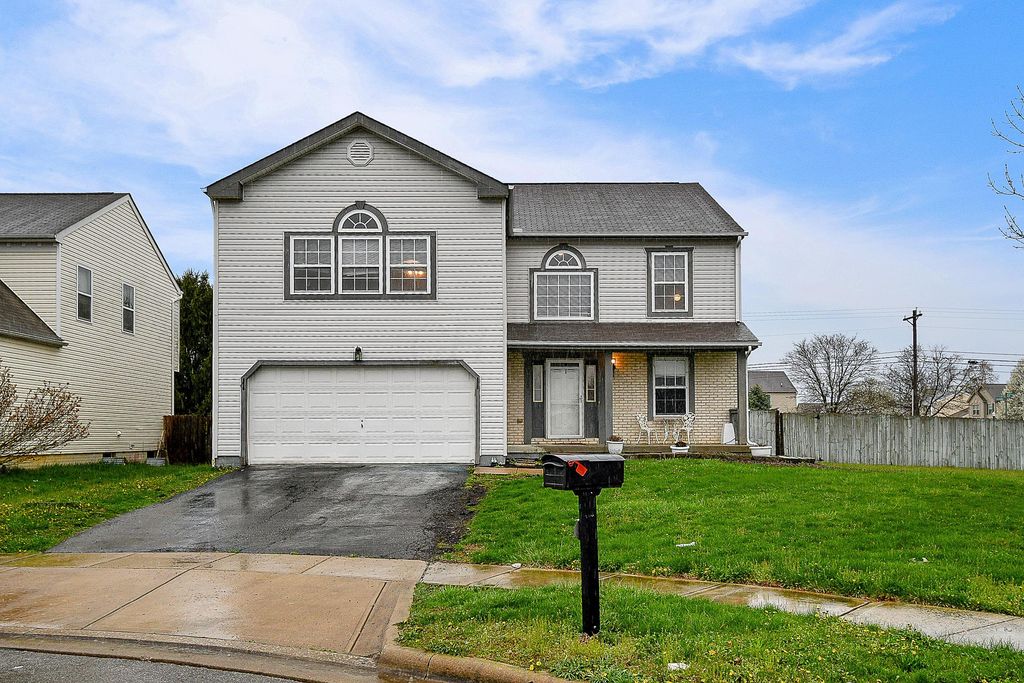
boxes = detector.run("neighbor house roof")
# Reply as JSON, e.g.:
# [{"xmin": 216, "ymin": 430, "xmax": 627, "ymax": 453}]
[
  {"xmin": 507, "ymin": 183, "xmax": 746, "ymax": 237},
  {"xmin": 0, "ymin": 279, "xmax": 64, "ymax": 347},
  {"xmin": 204, "ymin": 112, "xmax": 508, "ymax": 201},
  {"xmin": 980, "ymin": 383, "xmax": 1007, "ymax": 400},
  {"xmin": 507, "ymin": 322, "xmax": 759, "ymax": 348},
  {"xmin": 749, "ymin": 370, "xmax": 797, "ymax": 394},
  {"xmin": 0, "ymin": 193, "xmax": 128, "ymax": 240}
]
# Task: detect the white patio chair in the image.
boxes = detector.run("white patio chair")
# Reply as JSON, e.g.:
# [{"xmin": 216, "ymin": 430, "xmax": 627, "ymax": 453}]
[
  {"xmin": 635, "ymin": 413, "xmax": 657, "ymax": 444},
  {"xmin": 678, "ymin": 412, "xmax": 696, "ymax": 444}
]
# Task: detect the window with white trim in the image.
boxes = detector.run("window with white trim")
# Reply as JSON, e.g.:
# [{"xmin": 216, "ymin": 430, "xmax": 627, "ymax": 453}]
[
  {"xmin": 652, "ymin": 357, "xmax": 689, "ymax": 417},
  {"xmin": 122, "ymin": 283, "xmax": 135, "ymax": 334},
  {"xmin": 291, "ymin": 236, "xmax": 334, "ymax": 294},
  {"xmin": 77, "ymin": 266, "xmax": 92, "ymax": 321},
  {"xmin": 338, "ymin": 209, "xmax": 381, "ymax": 232},
  {"xmin": 532, "ymin": 365, "xmax": 544, "ymax": 402},
  {"xmin": 650, "ymin": 250, "xmax": 689, "ymax": 314},
  {"xmin": 533, "ymin": 248, "xmax": 594, "ymax": 320},
  {"xmin": 585, "ymin": 364, "xmax": 597, "ymax": 402},
  {"xmin": 340, "ymin": 237, "xmax": 381, "ymax": 293},
  {"xmin": 545, "ymin": 250, "xmax": 582, "ymax": 269},
  {"xmin": 387, "ymin": 236, "xmax": 430, "ymax": 293}
]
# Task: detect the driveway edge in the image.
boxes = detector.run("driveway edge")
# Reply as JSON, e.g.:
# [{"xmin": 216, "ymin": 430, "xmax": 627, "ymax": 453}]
[{"xmin": 0, "ymin": 628, "xmax": 376, "ymax": 683}]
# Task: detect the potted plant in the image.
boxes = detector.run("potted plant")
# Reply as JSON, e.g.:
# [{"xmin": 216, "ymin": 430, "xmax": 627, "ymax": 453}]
[
  {"xmin": 607, "ymin": 435, "xmax": 624, "ymax": 455},
  {"xmin": 670, "ymin": 439, "xmax": 689, "ymax": 455}
]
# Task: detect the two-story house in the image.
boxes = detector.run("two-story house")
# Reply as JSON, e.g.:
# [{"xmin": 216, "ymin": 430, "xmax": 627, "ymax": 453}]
[
  {"xmin": 205, "ymin": 113, "xmax": 758, "ymax": 467},
  {"xmin": 0, "ymin": 193, "xmax": 181, "ymax": 465}
]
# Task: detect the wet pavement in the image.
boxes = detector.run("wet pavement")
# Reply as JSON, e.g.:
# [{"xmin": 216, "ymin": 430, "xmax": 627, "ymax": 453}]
[{"xmin": 50, "ymin": 465, "xmax": 471, "ymax": 559}]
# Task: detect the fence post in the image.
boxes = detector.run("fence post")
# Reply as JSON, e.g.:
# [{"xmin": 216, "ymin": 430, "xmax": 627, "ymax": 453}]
[{"xmin": 774, "ymin": 409, "xmax": 785, "ymax": 456}]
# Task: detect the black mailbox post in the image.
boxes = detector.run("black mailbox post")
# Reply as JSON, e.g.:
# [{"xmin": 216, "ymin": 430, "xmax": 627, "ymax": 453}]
[{"xmin": 541, "ymin": 453, "xmax": 625, "ymax": 635}]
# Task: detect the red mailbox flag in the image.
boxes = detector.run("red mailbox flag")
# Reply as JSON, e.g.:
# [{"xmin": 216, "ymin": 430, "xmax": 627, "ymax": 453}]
[{"xmin": 568, "ymin": 461, "xmax": 588, "ymax": 477}]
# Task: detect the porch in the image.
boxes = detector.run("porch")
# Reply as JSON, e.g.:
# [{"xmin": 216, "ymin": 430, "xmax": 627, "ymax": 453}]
[{"xmin": 505, "ymin": 322, "xmax": 760, "ymax": 453}]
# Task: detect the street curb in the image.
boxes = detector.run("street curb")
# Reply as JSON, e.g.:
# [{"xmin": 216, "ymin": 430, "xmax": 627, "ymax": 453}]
[
  {"xmin": 379, "ymin": 643, "xmax": 568, "ymax": 683},
  {"xmin": 0, "ymin": 628, "xmax": 376, "ymax": 683}
]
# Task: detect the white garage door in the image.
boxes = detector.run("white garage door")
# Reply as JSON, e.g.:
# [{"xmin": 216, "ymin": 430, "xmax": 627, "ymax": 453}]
[{"xmin": 246, "ymin": 364, "xmax": 476, "ymax": 464}]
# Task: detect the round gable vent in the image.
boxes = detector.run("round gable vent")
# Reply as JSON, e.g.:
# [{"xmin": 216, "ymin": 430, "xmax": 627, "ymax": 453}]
[{"xmin": 347, "ymin": 140, "xmax": 374, "ymax": 167}]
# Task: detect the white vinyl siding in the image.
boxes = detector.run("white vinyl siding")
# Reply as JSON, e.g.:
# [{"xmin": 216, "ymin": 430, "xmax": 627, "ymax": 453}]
[
  {"xmin": 0, "ymin": 243, "xmax": 58, "ymax": 329},
  {"xmin": 508, "ymin": 238, "xmax": 737, "ymax": 323},
  {"xmin": 213, "ymin": 131, "xmax": 506, "ymax": 463},
  {"xmin": 0, "ymin": 197, "xmax": 179, "ymax": 455}
]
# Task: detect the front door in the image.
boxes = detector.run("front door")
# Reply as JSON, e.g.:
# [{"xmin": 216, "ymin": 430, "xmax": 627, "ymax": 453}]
[{"xmin": 546, "ymin": 360, "xmax": 584, "ymax": 438}]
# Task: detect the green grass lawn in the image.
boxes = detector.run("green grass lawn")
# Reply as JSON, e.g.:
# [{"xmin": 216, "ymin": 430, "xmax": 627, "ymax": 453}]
[
  {"xmin": 450, "ymin": 460, "xmax": 1024, "ymax": 615},
  {"xmin": 0, "ymin": 463, "xmax": 224, "ymax": 552},
  {"xmin": 401, "ymin": 584, "xmax": 1024, "ymax": 683}
]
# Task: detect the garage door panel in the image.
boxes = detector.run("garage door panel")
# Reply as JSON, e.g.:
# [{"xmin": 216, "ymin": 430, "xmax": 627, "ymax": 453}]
[{"xmin": 247, "ymin": 364, "xmax": 477, "ymax": 464}]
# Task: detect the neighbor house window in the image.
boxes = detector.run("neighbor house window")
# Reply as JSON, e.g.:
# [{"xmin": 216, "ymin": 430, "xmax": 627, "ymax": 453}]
[
  {"xmin": 648, "ymin": 249, "xmax": 691, "ymax": 315},
  {"xmin": 971, "ymin": 404, "xmax": 981, "ymax": 416},
  {"xmin": 77, "ymin": 266, "xmax": 92, "ymax": 321},
  {"xmin": 291, "ymin": 236, "xmax": 334, "ymax": 294},
  {"xmin": 652, "ymin": 357, "xmax": 689, "ymax": 416},
  {"xmin": 387, "ymin": 236, "xmax": 431, "ymax": 294},
  {"xmin": 122, "ymin": 283, "xmax": 135, "ymax": 334},
  {"xmin": 533, "ymin": 246, "xmax": 595, "ymax": 320},
  {"xmin": 340, "ymin": 237, "xmax": 381, "ymax": 293},
  {"xmin": 532, "ymin": 364, "xmax": 544, "ymax": 402}
]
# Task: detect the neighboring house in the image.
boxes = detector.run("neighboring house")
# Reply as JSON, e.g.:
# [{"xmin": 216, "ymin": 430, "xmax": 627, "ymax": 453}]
[
  {"xmin": 964, "ymin": 383, "xmax": 1009, "ymax": 418},
  {"xmin": 205, "ymin": 113, "xmax": 759, "ymax": 467},
  {"xmin": 0, "ymin": 193, "xmax": 181, "ymax": 465},
  {"xmin": 748, "ymin": 370, "xmax": 798, "ymax": 412}
]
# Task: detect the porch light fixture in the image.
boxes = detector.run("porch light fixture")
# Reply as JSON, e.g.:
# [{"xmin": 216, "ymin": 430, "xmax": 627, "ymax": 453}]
[{"xmin": 354, "ymin": 346, "xmax": 363, "ymax": 362}]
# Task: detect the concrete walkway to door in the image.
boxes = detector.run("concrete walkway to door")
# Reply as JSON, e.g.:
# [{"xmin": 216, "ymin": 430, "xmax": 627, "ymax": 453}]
[{"xmin": 50, "ymin": 465, "xmax": 472, "ymax": 558}]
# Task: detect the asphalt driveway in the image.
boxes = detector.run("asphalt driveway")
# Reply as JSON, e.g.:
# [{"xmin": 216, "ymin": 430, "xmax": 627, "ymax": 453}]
[{"xmin": 51, "ymin": 465, "xmax": 472, "ymax": 559}]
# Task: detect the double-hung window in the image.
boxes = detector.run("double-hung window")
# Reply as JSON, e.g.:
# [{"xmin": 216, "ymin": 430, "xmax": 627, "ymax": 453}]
[
  {"xmin": 649, "ymin": 249, "xmax": 690, "ymax": 315},
  {"xmin": 387, "ymin": 236, "xmax": 430, "ymax": 294},
  {"xmin": 291, "ymin": 236, "xmax": 334, "ymax": 294},
  {"xmin": 652, "ymin": 357, "xmax": 689, "ymax": 417},
  {"xmin": 122, "ymin": 283, "xmax": 136, "ymax": 334},
  {"xmin": 340, "ymin": 237, "xmax": 381, "ymax": 293},
  {"xmin": 533, "ymin": 248, "xmax": 595, "ymax": 320},
  {"xmin": 77, "ymin": 266, "xmax": 92, "ymax": 321}
]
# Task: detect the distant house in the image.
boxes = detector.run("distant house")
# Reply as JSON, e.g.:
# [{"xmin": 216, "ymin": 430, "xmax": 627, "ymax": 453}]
[
  {"xmin": 964, "ymin": 383, "xmax": 1009, "ymax": 418},
  {"xmin": 0, "ymin": 193, "xmax": 181, "ymax": 465},
  {"xmin": 749, "ymin": 370, "xmax": 798, "ymax": 412}
]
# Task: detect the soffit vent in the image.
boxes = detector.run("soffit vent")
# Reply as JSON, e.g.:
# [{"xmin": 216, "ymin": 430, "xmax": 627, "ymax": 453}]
[{"xmin": 347, "ymin": 140, "xmax": 374, "ymax": 167}]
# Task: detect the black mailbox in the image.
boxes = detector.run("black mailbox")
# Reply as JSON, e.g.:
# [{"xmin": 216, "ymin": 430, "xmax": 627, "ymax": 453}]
[
  {"xmin": 540, "ymin": 452, "xmax": 625, "ymax": 636},
  {"xmin": 542, "ymin": 454, "xmax": 624, "ymax": 491}
]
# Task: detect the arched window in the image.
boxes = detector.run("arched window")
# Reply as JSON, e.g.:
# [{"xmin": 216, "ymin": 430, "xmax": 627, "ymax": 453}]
[
  {"xmin": 533, "ymin": 245, "xmax": 595, "ymax": 320},
  {"xmin": 286, "ymin": 202, "xmax": 435, "ymax": 299}
]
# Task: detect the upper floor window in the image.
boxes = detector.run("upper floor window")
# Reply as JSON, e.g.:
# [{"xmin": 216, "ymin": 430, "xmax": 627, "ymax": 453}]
[
  {"xmin": 286, "ymin": 202, "xmax": 434, "ymax": 299},
  {"xmin": 648, "ymin": 248, "xmax": 691, "ymax": 317},
  {"xmin": 122, "ymin": 283, "xmax": 136, "ymax": 334},
  {"xmin": 532, "ymin": 246, "xmax": 595, "ymax": 321},
  {"xmin": 77, "ymin": 266, "xmax": 92, "ymax": 321}
]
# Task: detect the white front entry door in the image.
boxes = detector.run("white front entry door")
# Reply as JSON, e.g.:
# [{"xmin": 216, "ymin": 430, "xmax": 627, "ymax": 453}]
[
  {"xmin": 546, "ymin": 360, "xmax": 584, "ymax": 438},
  {"xmin": 246, "ymin": 364, "xmax": 477, "ymax": 464}
]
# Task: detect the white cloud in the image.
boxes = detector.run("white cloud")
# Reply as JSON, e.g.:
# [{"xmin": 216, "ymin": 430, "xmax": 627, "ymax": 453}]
[{"xmin": 725, "ymin": 1, "xmax": 957, "ymax": 87}]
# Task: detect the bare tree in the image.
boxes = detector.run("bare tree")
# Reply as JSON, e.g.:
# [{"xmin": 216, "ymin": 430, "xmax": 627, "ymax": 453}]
[
  {"xmin": 843, "ymin": 377, "xmax": 900, "ymax": 416},
  {"xmin": 882, "ymin": 346, "xmax": 994, "ymax": 417},
  {"xmin": 783, "ymin": 334, "xmax": 878, "ymax": 413},
  {"xmin": 0, "ymin": 361, "xmax": 90, "ymax": 470},
  {"xmin": 990, "ymin": 86, "xmax": 1024, "ymax": 247}
]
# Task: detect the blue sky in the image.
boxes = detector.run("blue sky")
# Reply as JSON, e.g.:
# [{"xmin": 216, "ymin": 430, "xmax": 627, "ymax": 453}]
[{"xmin": 2, "ymin": 1, "xmax": 1023, "ymax": 375}]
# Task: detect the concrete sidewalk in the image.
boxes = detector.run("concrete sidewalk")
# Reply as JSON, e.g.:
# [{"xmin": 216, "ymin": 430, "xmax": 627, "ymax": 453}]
[{"xmin": 1, "ymin": 551, "xmax": 1022, "ymax": 661}]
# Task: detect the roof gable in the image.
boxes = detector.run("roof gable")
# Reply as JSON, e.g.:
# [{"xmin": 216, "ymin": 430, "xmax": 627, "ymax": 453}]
[
  {"xmin": 205, "ymin": 112, "xmax": 508, "ymax": 201},
  {"xmin": 0, "ymin": 193, "xmax": 127, "ymax": 241},
  {"xmin": 0, "ymin": 278, "xmax": 64, "ymax": 347},
  {"xmin": 749, "ymin": 370, "xmax": 796, "ymax": 394}
]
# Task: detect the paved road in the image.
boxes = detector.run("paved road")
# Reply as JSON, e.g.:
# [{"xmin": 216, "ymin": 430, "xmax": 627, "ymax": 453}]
[
  {"xmin": 51, "ymin": 465, "xmax": 472, "ymax": 558},
  {"xmin": 0, "ymin": 650, "xmax": 293, "ymax": 682}
]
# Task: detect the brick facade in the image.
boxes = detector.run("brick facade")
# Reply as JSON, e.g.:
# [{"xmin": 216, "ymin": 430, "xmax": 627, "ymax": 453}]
[
  {"xmin": 506, "ymin": 351, "xmax": 526, "ymax": 444},
  {"xmin": 611, "ymin": 352, "xmax": 649, "ymax": 442},
  {"xmin": 693, "ymin": 351, "xmax": 738, "ymax": 443}
]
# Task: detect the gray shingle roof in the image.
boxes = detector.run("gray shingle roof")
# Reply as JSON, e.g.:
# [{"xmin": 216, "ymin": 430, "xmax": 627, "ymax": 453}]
[
  {"xmin": 508, "ymin": 183, "xmax": 745, "ymax": 237},
  {"xmin": 0, "ymin": 279, "xmax": 64, "ymax": 347},
  {"xmin": 0, "ymin": 193, "xmax": 127, "ymax": 240},
  {"xmin": 507, "ymin": 321, "xmax": 759, "ymax": 348},
  {"xmin": 982, "ymin": 383, "xmax": 1007, "ymax": 400},
  {"xmin": 749, "ymin": 370, "xmax": 797, "ymax": 394}
]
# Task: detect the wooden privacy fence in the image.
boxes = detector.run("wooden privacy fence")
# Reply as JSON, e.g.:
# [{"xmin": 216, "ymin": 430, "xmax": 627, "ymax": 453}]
[
  {"xmin": 162, "ymin": 415, "xmax": 212, "ymax": 465},
  {"xmin": 748, "ymin": 410, "xmax": 1024, "ymax": 471}
]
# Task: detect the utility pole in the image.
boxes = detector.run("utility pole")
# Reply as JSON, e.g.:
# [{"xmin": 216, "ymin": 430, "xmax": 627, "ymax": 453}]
[{"xmin": 903, "ymin": 308, "xmax": 923, "ymax": 416}]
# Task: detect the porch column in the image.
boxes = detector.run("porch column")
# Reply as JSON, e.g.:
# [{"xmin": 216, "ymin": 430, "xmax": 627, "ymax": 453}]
[
  {"xmin": 736, "ymin": 349, "xmax": 749, "ymax": 445},
  {"xmin": 602, "ymin": 351, "xmax": 614, "ymax": 442}
]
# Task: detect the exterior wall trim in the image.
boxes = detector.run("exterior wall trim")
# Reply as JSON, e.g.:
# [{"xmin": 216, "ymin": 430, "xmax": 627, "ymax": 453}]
[
  {"xmin": 645, "ymin": 246, "xmax": 694, "ymax": 318},
  {"xmin": 238, "ymin": 359, "xmax": 482, "ymax": 465}
]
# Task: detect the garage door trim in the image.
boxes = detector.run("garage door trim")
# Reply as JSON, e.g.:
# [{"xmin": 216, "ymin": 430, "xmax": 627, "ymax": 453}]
[{"xmin": 239, "ymin": 359, "xmax": 480, "ymax": 465}]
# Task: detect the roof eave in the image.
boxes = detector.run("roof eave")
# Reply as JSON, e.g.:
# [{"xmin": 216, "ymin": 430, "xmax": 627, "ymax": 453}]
[
  {"xmin": 507, "ymin": 340, "xmax": 761, "ymax": 349},
  {"xmin": 0, "ymin": 236, "xmax": 57, "ymax": 243},
  {"xmin": 0, "ymin": 329, "xmax": 66, "ymax": 348},
  {"xmin": 508, "ymin": 231, "xmax": 749, "ymax": 238}
]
